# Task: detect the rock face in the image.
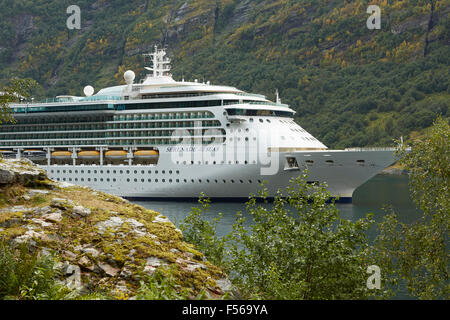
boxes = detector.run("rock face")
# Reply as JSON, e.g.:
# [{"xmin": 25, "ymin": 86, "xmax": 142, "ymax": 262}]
[
  {"xmin": 0, "ymin": 159, "xmax": 231, "ymax": 299},
  {"xmin": 0, "ymin": 159, "xmax": 47, "ymax": 185}
]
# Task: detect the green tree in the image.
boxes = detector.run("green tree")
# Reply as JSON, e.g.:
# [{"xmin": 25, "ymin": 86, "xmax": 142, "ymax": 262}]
[
  {"xmin": 182, "ymin": 175, "xmax": 377, "ymax": 300},
  {"xmin": 373, "ymin": 117, "xmax": 449, "ymax": 299},
  {"xmin": 0, "ymin": 78, "xmax": 36, "ymax": 124}
]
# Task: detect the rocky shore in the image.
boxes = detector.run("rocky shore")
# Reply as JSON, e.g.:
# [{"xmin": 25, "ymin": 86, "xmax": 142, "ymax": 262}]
[{"xmin": 0, "ymin": 158, "xmax": 231, "ymax": 299}]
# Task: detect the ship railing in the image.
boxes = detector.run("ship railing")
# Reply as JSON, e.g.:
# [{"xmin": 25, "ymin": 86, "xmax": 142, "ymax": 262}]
[
  {"xmin": 344, "ymin": 147, "xmax": 397, "ymax": 152},
  {"xmin": 13, "ymin": 95, "xmax": 123, "ymax": 104},
  {"xmin": 236, "ymin": 92, "xmax": 267, "ymax": 99}
]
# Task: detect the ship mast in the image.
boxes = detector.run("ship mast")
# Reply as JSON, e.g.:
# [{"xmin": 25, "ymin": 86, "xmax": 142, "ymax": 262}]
[{"xmin": 143, "ymin": 45, "xmax": 171, "ymax": 77}]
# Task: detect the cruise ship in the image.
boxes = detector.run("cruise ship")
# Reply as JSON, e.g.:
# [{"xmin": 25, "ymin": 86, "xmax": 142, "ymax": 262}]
[{"xmin": 1, "ymin": 46, "xmax": 395, "ymax": 201}]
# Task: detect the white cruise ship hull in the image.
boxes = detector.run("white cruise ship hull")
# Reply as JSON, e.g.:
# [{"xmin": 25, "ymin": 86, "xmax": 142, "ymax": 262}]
[{"xmin": 42, "ymin": 149, "xmax": 395, "ymax": 202}]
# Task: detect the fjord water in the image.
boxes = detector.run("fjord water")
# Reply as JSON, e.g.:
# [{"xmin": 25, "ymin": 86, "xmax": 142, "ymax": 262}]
[{"xmin": 134, "ymin": 174, "xmax": 422, "ymax": 239}]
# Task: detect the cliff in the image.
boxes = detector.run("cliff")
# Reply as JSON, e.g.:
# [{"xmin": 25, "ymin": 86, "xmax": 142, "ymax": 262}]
[
  {"xmin": 0, "ymin": 158, "xmax": 231, "ymax": 299},
  {"xmin": 0, "ymin": 0, "xmax": 448, "ymax": 149}
]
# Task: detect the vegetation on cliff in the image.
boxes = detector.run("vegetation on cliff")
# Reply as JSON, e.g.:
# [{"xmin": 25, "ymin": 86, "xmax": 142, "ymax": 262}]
[{"xmin": 0, "ymin": 0, "xmax": 448, "ymax": 148}]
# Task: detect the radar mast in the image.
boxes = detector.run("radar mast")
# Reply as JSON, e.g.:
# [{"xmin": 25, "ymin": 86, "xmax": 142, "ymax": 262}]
[{"xmin": 143, "ymin": 45, "xmax": 171, "ymax": 78}]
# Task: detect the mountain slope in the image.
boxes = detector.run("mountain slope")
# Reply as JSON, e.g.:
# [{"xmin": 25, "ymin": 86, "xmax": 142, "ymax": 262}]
[{"xmin": 0, "ymin": 0, "xmax": 449, "ymax": 148}]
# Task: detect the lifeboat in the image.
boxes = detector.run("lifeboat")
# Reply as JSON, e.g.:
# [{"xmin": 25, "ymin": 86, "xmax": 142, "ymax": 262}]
[
  {"xmin": 51, "ymin": 151, "xmax": 72, "ymax": 160},
  {"xmin": 78, "ymin": 150, "xmax": 100, "ymax": 160},
  {"xmin": 105, "ymin": 150, "xmax": 128, "ymax": 160},
  {"xmin": 23, "ymin": 149, "xmax": 47, "ymax": 159},
  {"xmin": 0, "ymin": 150, "xmax": 16, "ymax": 159},
  {"xmin": 134, "ymin": 150, "xmax": 159, "ymax": 159}
]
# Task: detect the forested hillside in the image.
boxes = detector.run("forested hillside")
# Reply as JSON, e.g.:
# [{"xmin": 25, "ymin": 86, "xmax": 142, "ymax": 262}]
[{"xmin": 0, "ymin": 0, "xmax": 449, "ymax": 148}]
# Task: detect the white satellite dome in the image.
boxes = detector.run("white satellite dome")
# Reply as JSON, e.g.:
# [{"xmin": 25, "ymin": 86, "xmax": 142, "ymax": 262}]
[
  {"xmin": 124, "ymin": 70, "xmax": 135, "ymax": 84},
  {"xmin": 83, "ymin": 85, "xmax": 94, "ymax": 97}
]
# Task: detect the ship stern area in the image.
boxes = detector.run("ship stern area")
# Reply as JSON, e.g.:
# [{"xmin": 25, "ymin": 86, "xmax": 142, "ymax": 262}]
[{"xmin": 270, "ymin": 148, "xmax": 396, "ymax": 202}]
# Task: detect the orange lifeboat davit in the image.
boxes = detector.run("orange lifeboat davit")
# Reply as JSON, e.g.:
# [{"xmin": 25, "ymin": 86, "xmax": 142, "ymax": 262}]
[
  {"xmin": 105, "ymin": 150, "xmax": 128, "ymax": 160},
  {"xmin": 78, "ymin": 151, "xmax": 100, "ymax": 160},
  {"xmin": 51, "ymin": 151, "xmax": 72, "ymax": 159},
  {"xmin": 134, "ymin": 150, "xmax": 159, "ymax": 159}
]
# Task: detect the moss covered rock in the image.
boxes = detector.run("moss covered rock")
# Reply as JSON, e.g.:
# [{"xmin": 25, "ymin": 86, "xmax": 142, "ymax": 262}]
[{"xmin": 0, "ymin": 159, "xmax": 231, "ymax": 299}]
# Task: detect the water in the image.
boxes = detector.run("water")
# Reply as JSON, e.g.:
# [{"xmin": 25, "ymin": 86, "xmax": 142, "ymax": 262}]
[{"xmin": 133, "ymin": 174, "xmax": 423, "ymax": 238}]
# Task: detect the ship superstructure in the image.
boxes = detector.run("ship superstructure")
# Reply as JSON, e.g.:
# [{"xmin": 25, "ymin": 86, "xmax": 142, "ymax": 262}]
[{"xmin": 0, "ymin": 46, "xmax": 395, "ymax": 200}]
